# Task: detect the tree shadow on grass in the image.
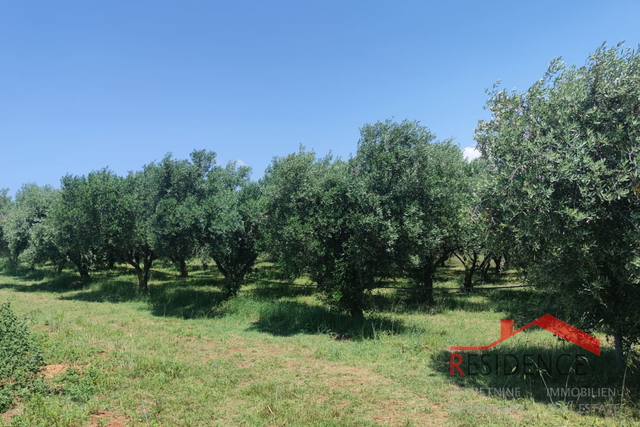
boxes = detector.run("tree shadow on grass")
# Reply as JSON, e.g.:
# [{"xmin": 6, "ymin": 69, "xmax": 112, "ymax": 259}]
[
  {"xmin": 174, "ymin": 276, "xmax": 226, "ymax": 288},
  {"xmin": 59, "ymin": 280, "xmax": 141, "ymax": 303},
  {"xmin": 367, "ymin": 287, "xmax": 495, "ymax": 315},
  {"xmin": 434, "ymin": 266, "xmax": 463, "ymax": 283},
  {"xmin": 97, "ymin": 265, "xmax": 135, "ymax": 277},
  {"xmin": 142, "ymin": 269, "xmax": 179, "ymax": 282},
  {"xmin": 0, "ymin": 272, "xmax": 84, "ymax": 293},
  {"xmin": 430, "ymin": 343, "xmax": 637, "ymax": 412},
  {"xmin": 146, "ymin": 282, "xmax": 229, "ymax": 319},
  {"xmin": 247, "ymin": 264, "xmax": 282, "ymax": 282},
  {"xmin": 55, "ymin": 277, "xmax": 230, "ymax": 319},
  {"xmin": 246, "ymin": 300, "xmax": 408, "ymax": 340},
  {"xmin": 248, "ymin": 281, "xmax": 316, "ymax": 299},
  {"xmin": 14, "ymin": 267, "xmax": 58, "ymax": 282},
  {"xmin": 482, "ymin": 288, "xmax": 568, "ymax": 327},
  {"xmin": 432, "ymin": 292, "xmax": 495, "ymax": 314},
  {"xmin": 0, "ymin": 264, "xmax": 230, "ymax": 320},
  {"xmin": 141, "ymin": 268, "xmax": 224, "ymax": 284}
]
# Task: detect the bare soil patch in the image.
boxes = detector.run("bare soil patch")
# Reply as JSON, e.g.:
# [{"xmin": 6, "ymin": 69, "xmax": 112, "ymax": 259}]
[
  {"xmin": 1, "ymin": 403, "xmax": 23, "ymax": 424},
  {"xmin": 88, "ymin": 411, "xmax": 130, "ymax": 427},
  {"xmin": 40, "ymin": 363, "xmax": 68, "ymax": 379}
]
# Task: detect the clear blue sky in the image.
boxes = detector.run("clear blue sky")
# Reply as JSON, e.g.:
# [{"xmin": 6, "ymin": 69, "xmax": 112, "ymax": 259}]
[{"xmin": 2, "ymin": 1, "xmax": 639, "ymax": 196}]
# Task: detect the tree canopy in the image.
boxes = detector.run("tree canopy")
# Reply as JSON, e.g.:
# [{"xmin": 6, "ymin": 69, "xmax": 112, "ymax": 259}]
[
  {"xmin": 476, "ymin": 43, "xmax": 640, "ymax": 368},
  {"xmin": 355, "ymin": 119, "xmax": 470, "ymax": 302},
  {"xmin": 1, "ymin": 184, "xmax": 61, "ymax": 269}
]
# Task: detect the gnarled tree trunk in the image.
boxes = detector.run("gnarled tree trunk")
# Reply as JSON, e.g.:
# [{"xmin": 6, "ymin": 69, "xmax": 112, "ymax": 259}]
[
  {"xmin": 69, "ymin": 254, "xmax": 90, "ymax": 279},
  {"xmin": 129, "ymin": 251, "xmax": 157, "ymax": 291}
]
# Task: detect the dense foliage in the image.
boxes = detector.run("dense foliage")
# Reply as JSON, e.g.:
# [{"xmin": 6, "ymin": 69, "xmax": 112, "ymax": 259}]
[
  {"xmin": 261, "ymin": 121, "xmax": 475, "ymax": 316},
  {"xmin": 476, "ymin": 43, "xmax": 640, "ymax": 368},
  {"xmin": 205, "ymin": 164, "xmax": 261, "ymax": 296},
  {"xmin": 355, "ymin": 120, "xmax": 471, "ymax": 302},
  {"xmin": 1, "ymin": 184, "xmax": 62, "ymax": 270}
]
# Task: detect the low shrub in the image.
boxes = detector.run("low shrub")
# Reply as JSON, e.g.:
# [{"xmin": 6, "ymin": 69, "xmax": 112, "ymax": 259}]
[{"xmin": 0, "ymin": 302, "xmax": 45, "ymax": 413}]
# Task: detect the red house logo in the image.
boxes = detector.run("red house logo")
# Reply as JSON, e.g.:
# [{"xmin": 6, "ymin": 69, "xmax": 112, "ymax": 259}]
[{"xmin": 450, "ymin": 314, "xmax": 600, "ymax": 355}]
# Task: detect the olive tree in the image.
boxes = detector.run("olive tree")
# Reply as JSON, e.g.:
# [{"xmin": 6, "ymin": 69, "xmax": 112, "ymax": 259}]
[
  {"xmin": 310, "ymin": 159, "xmax": 392, "ymax": 317},
  {"xmin": 112, "ymin": 164, "xmax": 169, "ymax": 291},
  {"xmin": 262, "ymin": 149, "xmax": 391, "ymax": 317},
  {"xmin": 1, "ymin": 184, "xmax": 62, "ymax": 269},
  {"xmin": 146, "ymin": 151, "xmax": 216, "ymax": 277},
  {"xmin": 50, "ymin": 170, "xmax": 126, "ymax": 278},
  {"xmin": 354, "ymin": 120, "xmax": 469, "ymax": 303},
  {"xmin": 452, "ymin": 158, "xmax": 493, "ymax": 289},
  {"xmin": 118, "ymin": 150, "xmax": 222, "ymax": 290},
  {"xmin": 50, "ymin": 174, "xmax": 95, "ymax": 278},
  {"xmin": 261, "ymin": 148, "xmax": 332, "ymax": 282},
  {"xmin": 475, "ymin": 43, "xmax": 640, "ymax": 369},
  {"xmin": 205, "ymin": 173, "xmax": 261, "ymax": 297}
]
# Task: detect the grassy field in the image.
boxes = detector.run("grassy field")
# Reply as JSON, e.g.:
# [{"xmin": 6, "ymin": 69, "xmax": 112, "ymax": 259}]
[{"xmin": 0, "ymin": 260, "xmax": 638, "ymax": 426}]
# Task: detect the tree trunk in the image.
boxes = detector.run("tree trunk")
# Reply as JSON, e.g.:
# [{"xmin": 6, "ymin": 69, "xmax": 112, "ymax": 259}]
[
  {"xmin": 350, "ymin": 305, "xmax": 364, "ymax": 319},
  {"xmin": 129, "ymin": 252, "xmax": 156, "ymax": 291},
  {"xmin": 136, "ymin": 266, "xmax": 146, "ymax": 290},
  {"xmin": 224, "ymin": 277, "xmax": 239, "ymax": 297},
  {"xmin": 463, "ymin": 268, "xmax": 475, "ymax": 291},
  {"xmin": 454, "ymin": 251, "xmax": 479, "ymax": 291},
  {"xmin": 70, "ymin": 256, "xmax": 90, "ymax": 279},
  {"xmin": 414, "ymin": 264, "xmax": 435, "ymax": 305},
  {"xmin": 78, "ymin": 265, "xmax": 90, "ymax": 279},
  {"xmin": 480, "ymin": 260, "xmax": 491, "ymax": 282},
  {"xmin": 614, "ymin": 326, "xmax": 624, "ymax": 372},
  {"xmin": 213, "ymin": 257, "xmax": 239, "ymax": 296},
  {"xmin": 424, "ymin": 272, "xmax": 434, "ymax": 304},
  {"xmin": 141, "ymin": 256, "xmax": 153, "ymax": 291},
  {"xmin": 437, "ymin": 252, "xmax": 450, "ymax": 268},
  {"xmin": 129, "ymin": 260, "xmax": 145, "ymax": 290},
  {"xmin": 493, "ymin": 256, "xmax": 502, "ymax": 275},
  {"xmin": 178, "ymin": 258, "xmax": 188, "ymax": 278},
  {"xmin": 213, "ymin": 257, "xmax": 228, "ymax": 280},
  {"xmin": 478, "ymin": 255, "xmax": 491, "ymax": 282},
  {"xmin": 603, "ymin": 263, "xmax": 624, "ymax": 371}
]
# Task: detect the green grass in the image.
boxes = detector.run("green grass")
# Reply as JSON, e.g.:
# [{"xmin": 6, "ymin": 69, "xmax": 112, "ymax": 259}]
[{"xmin": 0, "ymin": 260, "xmax": 638, "ymax": 426}]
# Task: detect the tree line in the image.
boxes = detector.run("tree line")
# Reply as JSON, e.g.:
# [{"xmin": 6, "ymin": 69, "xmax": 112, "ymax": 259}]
[
  {"xmin": 0, "ymin": 44, "xmax": 638, "ymax": 368},
  {"xmin": 0, "ymin": 122, "xmax": 482, "ymax": 311}
]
